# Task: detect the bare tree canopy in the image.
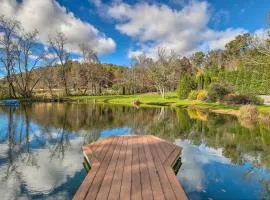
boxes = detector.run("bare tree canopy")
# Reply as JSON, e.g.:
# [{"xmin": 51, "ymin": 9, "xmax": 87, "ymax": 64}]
[
  {"xmin": 48, "ymin": 32, "xmax": 71, "ymax": 96},
  {"xmin": 0, "ymin": 15, "xmax": 45, "ymax": 98}
]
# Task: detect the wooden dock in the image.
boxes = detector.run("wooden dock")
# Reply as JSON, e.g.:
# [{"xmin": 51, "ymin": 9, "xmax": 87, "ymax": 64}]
[{"xmin": 74, "ymin": 135, "xmax": 187, "ymax": 200}]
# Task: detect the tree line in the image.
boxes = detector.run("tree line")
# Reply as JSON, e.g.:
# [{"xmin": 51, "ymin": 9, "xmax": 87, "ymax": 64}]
[{"xmin": 1, "ymin": 14, "xmax": 270, "ymax": 99}]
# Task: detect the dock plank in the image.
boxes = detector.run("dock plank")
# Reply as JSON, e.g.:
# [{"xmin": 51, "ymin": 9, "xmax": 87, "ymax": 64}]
[
  {"xmin": 131, "ymin": 136, "xmax": 142, "ymax": 200},
  {"xmin": 138, "ymin": 136, "xmax": 153, "ymax": 200},
  {"xmin": 148, "ymin": 136, "xmax": 176, "ymax": 200},
  {"xmin": 120, "ymin": 136, "xmax": 133, "ymax": 200},
  {"xmin": 85, "ymin": 137, "xmax": 119, "ymax": 199},
  {"xmin": 108, "ymin": 136, "xmax": 128, "ymax": 199},
  {"xmin": 96, "ymin": 136, "xmax": 124, "ymax": 199},
  {"xmin": 151, "ymin": 136, "xmax": 174, "ymax": 162},
  {"xmin": 74, "ymin": 135, "xmax": 187, "ymax": 200},
  {"xmin": 142, "ymin": 136, "xmax": 165, "ymax": 200},
  {"xmin": 73, "ymin": 137, "xmax": 114, "ymax": 200},
  {"xmin": 166, "ymin": 146, "xmax": 182, "ymax": 166}
]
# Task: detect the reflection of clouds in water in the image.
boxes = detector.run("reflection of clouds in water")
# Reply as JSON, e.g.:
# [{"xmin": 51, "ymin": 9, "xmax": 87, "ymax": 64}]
[
  {"xmin": 0, "ymin": 171, "xmax": 23, "ymax": 200},
  {"xmin": 176, "ymin": 139, "xmax": 231, "ymax": 193},
  {"xmin": 0, "ymin": 133, "xmax": 84, "ymax": 200}
]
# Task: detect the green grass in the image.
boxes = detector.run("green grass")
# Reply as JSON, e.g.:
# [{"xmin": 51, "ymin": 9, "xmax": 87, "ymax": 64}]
[
  {"xmin": 257, "ymin": 105, "xmax": 270, "ymax": 112},
  {"xmin": 69, "ymin": 92, "xmax": 180, "ymax": 107},
  {"xmin": 15, "ymin": 92, "xmax": 270, "ymax": 114},
  {"xmin": 68, "ymin": 92, "xmax": 244, "ymax": 110}
]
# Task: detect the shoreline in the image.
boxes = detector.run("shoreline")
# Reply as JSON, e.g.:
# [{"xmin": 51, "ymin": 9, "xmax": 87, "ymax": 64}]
[{"xmin": 4, "ymin": 93, "xmax": 270, "ymax": 116}]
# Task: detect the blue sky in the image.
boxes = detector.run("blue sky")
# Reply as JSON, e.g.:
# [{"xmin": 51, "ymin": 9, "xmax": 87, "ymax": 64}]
[{"xmin": 1, "ymin": 0, "xmax": 270, "ymax": 66}]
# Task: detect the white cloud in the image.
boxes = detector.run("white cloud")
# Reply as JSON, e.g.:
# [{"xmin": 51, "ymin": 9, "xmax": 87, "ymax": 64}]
[
  {"xmin": 175, "ymin": 139, "xmax": 231, "ymax": 193},
  {"xmin": 0, "ymin": 134, "xmax": 84, "ymax": 199},
  {"xmin": 128, "ymin": 49, "xmax": 145, "ymax": 59},
  {"xmin": 0, "ymin": 0, "xmax": 116, "ymax": 55},
  {"xmin": 253, "ymin": 28, "xmax": 269, "ymax": 40},
  {"xmin": 107, "ymin": 1, "xmax": 247, "ymax": 59},
  {"xmin": 202, "ymin": 28, "xmax": 246, "ymax": 50}
]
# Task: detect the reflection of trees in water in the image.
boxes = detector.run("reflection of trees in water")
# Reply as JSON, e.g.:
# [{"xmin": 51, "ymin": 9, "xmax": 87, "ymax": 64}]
[
  {"xmin": 22, "ymin": 103, "xmax": 159, "ymax": 138},
  {"xmin": 176, "ymin": 108, "xmax": 270, "ymax": 169},
  {"xmin": 0, "ymin": 106, "xmax": 38, "ymax": 183},
  {"xmin": 19, "ymin": 107, "xmax": 39, "ymax": 172},
  {"xmin": 2, "ymin": 103, "xmax": 270, "ymax": 170},
  {"xmin": 10, "ymin": 103, "xmax": 270, "ymax": 170},
  {"xmin": 0, "ymin": 105, "xmax": 79, "ymax": 182},
  {"xmin": 1, "ymin": 103, "xmax": 270, "ymax": 197},
  {"xmin": 48, "ymin": 108, "xmax": 71, "ymax": 160},
  {"xmin": 2, "ymin": 107, "xmax": 20, "ymax": 182}
]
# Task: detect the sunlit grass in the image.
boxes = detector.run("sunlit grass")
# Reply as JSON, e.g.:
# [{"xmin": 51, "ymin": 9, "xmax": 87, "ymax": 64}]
[{"xmin": 69, "ymin": 92, "xmax": 245, "ymax": 110}]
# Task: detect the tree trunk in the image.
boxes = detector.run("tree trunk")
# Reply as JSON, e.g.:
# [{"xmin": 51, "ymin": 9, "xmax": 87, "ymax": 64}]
[
  {"xmin": 158, "ymin": 87, "xmax": 165, "ymax": 99},
  {"xmin": 162, "ymin": 88, "xmax": 165, "ymax": 99}
]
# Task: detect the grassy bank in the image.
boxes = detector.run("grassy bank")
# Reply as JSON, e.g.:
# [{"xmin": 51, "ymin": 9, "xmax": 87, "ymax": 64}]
[
  {"xmin": 68, "ymin": 92, "xmax": 270, "ymax": 114},
  {"xmin": 10, "ymin": 92, "xmax": 270, "ymax": 115}
]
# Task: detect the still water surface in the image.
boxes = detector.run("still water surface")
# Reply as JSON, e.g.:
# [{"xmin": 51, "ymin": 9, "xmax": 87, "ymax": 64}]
[{"xmin": 0, "ymin": 103, "xmax": 270, "ymax": 199}]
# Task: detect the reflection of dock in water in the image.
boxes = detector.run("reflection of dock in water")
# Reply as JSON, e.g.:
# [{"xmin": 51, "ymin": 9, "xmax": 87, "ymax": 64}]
[{"xmin": 74, "ymin": 135, "xmax": 187, "ymax": 200}]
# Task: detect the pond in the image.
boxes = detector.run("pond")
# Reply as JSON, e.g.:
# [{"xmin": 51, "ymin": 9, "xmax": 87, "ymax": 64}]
[{"xmin": 0, "ymin": 103, "xmax": 270, "ymax": 200}]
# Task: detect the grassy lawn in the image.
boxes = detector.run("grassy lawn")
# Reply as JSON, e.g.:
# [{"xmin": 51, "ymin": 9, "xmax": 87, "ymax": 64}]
[
  {"xmin": 16, "ymin": 92, "xmax": 270, "ymax": 114},
  {"xmin": 69, "ymin": 92, "xmax": 182, "ymax": 107},
  {"xmin": 257, "ymin": 105, "xmax": 270, "ymax": 113},
  {"xmin": 68, "ymin": 92, "xmax": 254, "ymax": 113}
]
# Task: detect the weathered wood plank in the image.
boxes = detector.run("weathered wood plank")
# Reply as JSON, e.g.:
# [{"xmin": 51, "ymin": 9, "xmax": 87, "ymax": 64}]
[
  {"xmin": 85, "ymin": 136, "xmax": 119, "ymax": 199},
  {"xmin": 163, "ymin": 165, "xmax": 188, "ymax": 200},
  {"xmin": 75, "ymin": 135, "xmax": 187, "ymax": 200},
  {"xmin": 73, "ymin": 137, "xmax": 114, "ymax": 200},
  {"xmin": 96, "ymin": 136, "xmax": 124, "ymax": 199},
  {"xmin": 93, "ymin": 136, "xmax": 114, "ymax": 161},
  {"xmin": 120, "ymin": 136, "xmax": 133, "ymax": 200},
  {"xmin": 138, "ymin": 136, "xmax": 153, "ymax": 200},
  {"xmin": 165, "ymin": 146, "xmax": 181, "ymax": 166},
  {"xmin": 148, "ymin": 136, "xmax": 176, "ymax": 200},
  {"xmin": 108, "ymin": 136, "xmax": 128, "ymax": 200},
  {"xmin": 142, "ymin": 136, "xmax": 165, "ymax": 200},
  {"xmin": 151, "ymin": 136, "xmax": 174, "ymax": 162},
  {"xmin": 131, "ymin": 136, "xmax": 142, "ymax": 200}
]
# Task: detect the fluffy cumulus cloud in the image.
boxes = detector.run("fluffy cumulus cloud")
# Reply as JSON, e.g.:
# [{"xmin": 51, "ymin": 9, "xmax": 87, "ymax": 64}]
[
  {"xmin": 175, "ymin": 139, "xmax": 231, "ymax": 193},
  {"xmin": 0, "ymin": 0, "xmax": 116, "ymax": 54},
  {"xmin": 0, "ymin": 133, "xmax": 84, "ymax": 199},
  {"xmin": 202, "ymin": 28, "xmax": 246, "ymax": 50},
  {"xmin": 107, "ymin": 1, "xmax": 247, "ymax": 59}
]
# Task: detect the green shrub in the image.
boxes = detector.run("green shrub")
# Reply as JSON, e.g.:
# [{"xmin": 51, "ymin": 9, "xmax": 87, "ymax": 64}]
[
  {"xmin": 207, "ymin": 83, "xmax": 232, "ymax": 102},
  {"xmin": 247, "ymin": 95, "xmax": 264, "ymax": 105},
  {"xmin": 224, "ymin": 93, "xmax": 263, "ymax": 105},
  {"xmin": 177, "ymin": 74, "xmax": 197, "ymax": 99},
  {"xmin": 197, "ymin": 90, "xmax": 208, "ymax": 101},
  {"xmin": 188, "ymin": 90, "xmax": 199, "ymax": 100}
]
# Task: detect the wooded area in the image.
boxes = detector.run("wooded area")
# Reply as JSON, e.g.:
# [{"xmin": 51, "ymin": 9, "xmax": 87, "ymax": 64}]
[{"xmin": 1, "ymin": 14, "xmax": 270, "ymax": 100}]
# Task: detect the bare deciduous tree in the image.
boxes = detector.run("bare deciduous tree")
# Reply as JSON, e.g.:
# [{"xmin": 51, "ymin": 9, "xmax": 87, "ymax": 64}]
[
  {"xmin": 0, "ymin": 15, "xmax": 44, "ymax": 98},
  {"xmin": 14, "ymin": 30, "xmax": 45, "ymax": 97},
  {"xmin": 79, "ymin": 43, "xmax": 99, "ymax": 64},
  {"xmin": 0, "ymin": 15, "xmax": 20, "ymax": 98},
  {"xmin": 77, "ymin": 43, "xmax": 99, "ymax": 94},
  {"xmin": 147, "ymin": 48, "xmax": 179, "ymax": 98},
  {"xmin": 49, "ymin": 32, "xmax": 71, "ymax": 96}
]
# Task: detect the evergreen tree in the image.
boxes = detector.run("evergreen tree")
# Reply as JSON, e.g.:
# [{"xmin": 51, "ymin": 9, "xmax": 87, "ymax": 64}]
[
  {"xmin": 196, "ymin": 72, "xmax": 204, "ymax": 90},
  {"xmin": 177, "ymin": 74, "xmax": 197, "ymax": 99}
]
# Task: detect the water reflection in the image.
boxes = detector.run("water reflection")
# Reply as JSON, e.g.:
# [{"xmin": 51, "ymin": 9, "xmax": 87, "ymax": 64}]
[
  {"xmin": 0, "ymin": 103, "xmax": 269, "ymax": 199},
  {"xmin": 0, "ymin": 105, "xmax": 86, "ymax": 199}
]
